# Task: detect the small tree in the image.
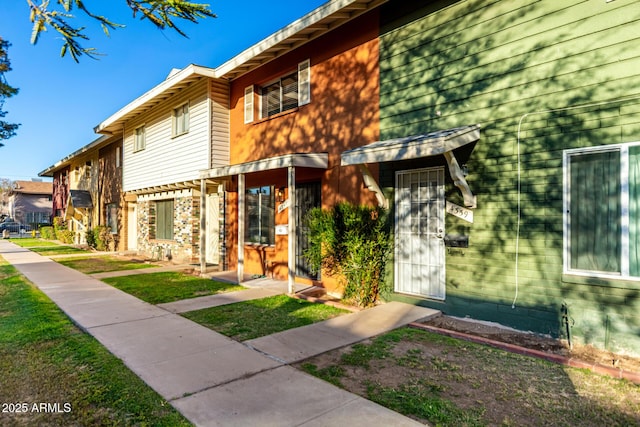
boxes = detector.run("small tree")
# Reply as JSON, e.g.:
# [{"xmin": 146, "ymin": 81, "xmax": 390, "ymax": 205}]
[{"xmin": 305, "ymin": 202, "xmax": 391, "ymax": 308}]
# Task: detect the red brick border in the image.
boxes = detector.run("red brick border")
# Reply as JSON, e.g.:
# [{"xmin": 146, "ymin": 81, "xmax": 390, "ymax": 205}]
[{"xmin": 409, "ymin": 323, "xmax": 640, "ymax": 385}]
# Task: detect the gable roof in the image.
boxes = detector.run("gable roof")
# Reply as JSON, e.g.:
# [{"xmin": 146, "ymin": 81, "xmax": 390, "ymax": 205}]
[
  {"xmin": 38, "ymin": 134, "xmax": 120, "ymax": 177},
  {"xmin": 94, "ymin": 64, "xmax": 217, "ymax": 135},
  {"xmin": 12, "ymin": 181, "xmax": 53, "ymax": 195},
  {"xmin": 215, "ymin": 0, "xmax": 388, "ymax": 80},
  {"xmin": 93, "ymin": 0, "xmax": 386, "ymax": 135}
]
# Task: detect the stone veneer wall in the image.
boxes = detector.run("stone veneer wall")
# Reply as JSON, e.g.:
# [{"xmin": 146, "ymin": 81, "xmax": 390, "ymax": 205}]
[{"xmin": 136, "ymin": 193, "xmax": 200, "ymax": 264}]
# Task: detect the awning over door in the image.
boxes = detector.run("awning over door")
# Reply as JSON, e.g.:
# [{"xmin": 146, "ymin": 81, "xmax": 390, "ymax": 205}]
[
  {"xmin": 200, "ymin": 153, "xmax": 328, "ymax": 179},
  {"xmin": 341, "ymin": 125, "xmax": 480, "ymax": 208},
  {"xmin": 68, "ymin": 190, "xmax": 93, "ymax": 209},
  {"xmin": 199, "ymin": 152, "xmax": 329, "ymax": 292},
  {"xmin": 341, "ymin": 125, "xmax": 480, "ymax": 165}
]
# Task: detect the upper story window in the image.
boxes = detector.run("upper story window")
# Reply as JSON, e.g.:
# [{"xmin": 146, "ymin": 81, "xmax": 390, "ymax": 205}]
[
  {"xmin": 116, "ymin": 145, "xmax": 121, "ymax": 168},
  {"xmin": 245, "ymin": 59, "xmax": 310, "ymax": 123},
  {"xmin": 134, "ymin": 126, "xmax": 146, "ymax": 152},
  {"xmin": 173, "ymin": 103, "xmax": 190, "ymax": 137},
  {"xmin": 563, "ymin": 142, "xmax": 640, "ymax": 280}
]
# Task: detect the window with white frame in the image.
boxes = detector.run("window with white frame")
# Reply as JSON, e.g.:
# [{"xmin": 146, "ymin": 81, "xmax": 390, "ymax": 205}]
[
  {"xmin": 259, "ymin": 59, "xmax": 310, "ymax": 119},
  {"xmin": 173, "ymin": 103, "xmax": 189, "ymax": 136},
  {"xmin": 564, "ymin": 142, "xmax": 640, "ymax": 279},
  {"xmin": 245, "ymin": 186, "xmax": 275, "ymax": 245},
  {"xmin": 134, "ymin": 126, "xmax": 146, "ymax": 152}
]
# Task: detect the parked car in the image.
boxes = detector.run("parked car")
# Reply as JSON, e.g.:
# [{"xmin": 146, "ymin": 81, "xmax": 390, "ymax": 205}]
[{"xmin": 0, "ymin": 219, "xmax": 31, "ymax": 233}]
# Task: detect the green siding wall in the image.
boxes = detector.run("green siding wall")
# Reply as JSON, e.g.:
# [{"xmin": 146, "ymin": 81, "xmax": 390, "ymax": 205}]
[{"xmin": 379, "ymin": 0, "xmax": 640, "ymax": 355}]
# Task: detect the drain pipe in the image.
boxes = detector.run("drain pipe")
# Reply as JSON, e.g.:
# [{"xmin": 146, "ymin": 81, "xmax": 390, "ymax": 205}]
[{"xmin": 561, "ymin": 302, "xmax": 573, "ymax": 350}]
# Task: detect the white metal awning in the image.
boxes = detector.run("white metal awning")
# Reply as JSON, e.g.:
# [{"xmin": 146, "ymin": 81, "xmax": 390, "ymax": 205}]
[
  {"xmin": 341, "ymin": 125, "xmax": 480, "ymax": 208},
  {"xmin": 341, "ymin": 125, "xmax": 480, "ymax": 166}
]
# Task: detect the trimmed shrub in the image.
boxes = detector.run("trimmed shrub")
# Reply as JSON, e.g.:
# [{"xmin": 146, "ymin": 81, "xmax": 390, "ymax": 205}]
[
  {"xmin": 39, "ymin": 226, "xmax": 55, "ymax": 240},
  {"xmin": 57, "ymin": 230, "xmax": 75, "ymax": 244},
  {"xmin": 86, "ymin": 226, "xmax": 113, "ymax": 251},
  {"xmin": 305, "ymin": 202, "xmax": 391, "ymax": 308}
]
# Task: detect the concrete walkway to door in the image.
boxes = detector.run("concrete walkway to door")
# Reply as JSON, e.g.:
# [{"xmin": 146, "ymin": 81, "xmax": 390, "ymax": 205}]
[{"xmin": 0, "ymin": 240, "xmax": 439, "ymax": 426}]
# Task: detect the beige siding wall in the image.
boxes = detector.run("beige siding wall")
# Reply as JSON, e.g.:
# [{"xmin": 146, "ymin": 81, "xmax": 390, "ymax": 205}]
[
  {"xmin": 210, "ymin": 78, "xmax": 230, "ymax": 168},
  {"xmin": 123, "ymin": 78, "xmax": 211, "ymax": 191}
]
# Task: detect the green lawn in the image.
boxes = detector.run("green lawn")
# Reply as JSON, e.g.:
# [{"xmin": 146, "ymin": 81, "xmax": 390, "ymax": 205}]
[
  {"xmin": 8, "ymin": 238, "xmax": 61, "ymax": 247},
  {"xmin": 182, "ymin": 294, "xmax": 350, "ymax": 341},
  {"xmin": 0, "ymin": 259, "xmax": 191, "ymax": 426},
  {"xmin": 103, "ymin": 272, "xmax": 245, "ymax": 304},
  {"xmin": 30, "ymin": 246, "xmax": 91, "ymax": 255},
  {"xmin": 56, "ymin": 256, "xmax": 159, "ymax": 274}
]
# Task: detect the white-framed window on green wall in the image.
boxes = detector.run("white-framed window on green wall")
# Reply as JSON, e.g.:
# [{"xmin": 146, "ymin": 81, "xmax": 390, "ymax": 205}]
[
  {"xmin": 563, "ymin": 142, "xmax": 640, "ymax": 279},
  {"xmin": 155, "ymin": 199, "xmax": 174, "ymax": 240},
  {"xmin": 245, "ymin": 186, "xmax": 275, "ymax": 245}
]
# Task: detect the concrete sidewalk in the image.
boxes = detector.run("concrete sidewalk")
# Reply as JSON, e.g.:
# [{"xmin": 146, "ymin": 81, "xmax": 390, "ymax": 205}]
[{"xmin": 0, "ymin": 240, "xmax": 437, "ymax": 426}]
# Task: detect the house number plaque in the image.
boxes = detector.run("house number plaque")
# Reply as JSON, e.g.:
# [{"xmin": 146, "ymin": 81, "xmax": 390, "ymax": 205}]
[{"xmin": 445, "ymin": 201, "xmax": 473, "ymax": 223}]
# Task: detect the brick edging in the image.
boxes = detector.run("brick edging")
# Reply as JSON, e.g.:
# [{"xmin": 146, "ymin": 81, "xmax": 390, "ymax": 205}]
[{"xmin": 409, "ymin": 322, "xmax": 640, "ymax": 385}]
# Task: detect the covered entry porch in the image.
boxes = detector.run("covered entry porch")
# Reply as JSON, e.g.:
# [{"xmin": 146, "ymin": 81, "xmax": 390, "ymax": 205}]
[{"xmin": 200, "ymin": 153, "xmax": 329, "ymax": 294}]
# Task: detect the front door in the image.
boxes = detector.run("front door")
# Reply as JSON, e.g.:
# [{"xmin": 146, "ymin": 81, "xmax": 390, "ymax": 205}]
[
  {"xmin": 205, "ymin": 193, "xmax": 220, "ymax": 265},
  {"xmin": 295, "ymin": 181, "xmax": 321, "ymax": 279},
  {"xmin": 127, "ymin": 203, "xmax": 137, "ymax": 251},
  {"xmin": 395, "ymin": 167, "xmax": 445, "ymax": 299}
]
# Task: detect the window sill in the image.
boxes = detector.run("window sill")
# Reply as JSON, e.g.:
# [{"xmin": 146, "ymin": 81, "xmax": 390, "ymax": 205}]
[
  {"xmin": 254, "ymin": 107, "xmax": 299, "ymax": 124},
  {"xmin": 150, "ymin": 239, "xmax": 175, "ymax": 243},
  {"xmin": 245, "ymin": 243, "xmax": 275, "ymax": 250},
  {"xmin": 562, "ymin": 272, "xmax": 640, "ymax": 288},
  {"xmin": 171, "ymin": 131, "xmax": 189, "ymax": 139}
]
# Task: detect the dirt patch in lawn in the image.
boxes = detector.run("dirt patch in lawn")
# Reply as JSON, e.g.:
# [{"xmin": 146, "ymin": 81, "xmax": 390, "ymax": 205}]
[
  {"xmin": 298, "ymin": 326, "xmax": 640, "ymax": 426},
  {"xmin": 421, "ymin": 315, "xmax": 640, "ymax": 374}
]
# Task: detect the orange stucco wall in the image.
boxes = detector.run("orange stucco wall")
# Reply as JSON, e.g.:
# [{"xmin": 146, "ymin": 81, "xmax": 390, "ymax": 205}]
[{"xmin": 226, "ymin": 11, "xmax": 381, "ymax": 290}]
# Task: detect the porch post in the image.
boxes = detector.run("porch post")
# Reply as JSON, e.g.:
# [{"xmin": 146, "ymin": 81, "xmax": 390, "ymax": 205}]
[
  {"xmin": 237, "ymin": 173, "xmax": 245, "ymax": 284},
  {"xmin": 287, "ymin": 166, "xmax": 296, "ymax": 294},
  {"xmin": 199, "ymin": 179, "xmax": 207, "ymax": 275}
]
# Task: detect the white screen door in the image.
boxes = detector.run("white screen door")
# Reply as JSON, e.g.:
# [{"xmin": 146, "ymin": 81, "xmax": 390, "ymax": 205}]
[{"xmin": 395, "ymin": 167, "xmax": 445, "ymax": 299}]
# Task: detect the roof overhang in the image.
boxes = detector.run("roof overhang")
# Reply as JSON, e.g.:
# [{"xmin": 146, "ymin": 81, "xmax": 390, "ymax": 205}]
[
  {"xmin": 341, "ymin": 125, "xmax": 481, "ymax": 208},
  {"xmin": 215, "ymin": 0, "xmax": 388, "ymax": 81},
  {"xmin": 124, "ymin": 178, "xmax": 221, "ymax": 196},
  {"xmin": 94, "ymin": 64, "xmax": 217, "ymax": 135},
  {"xmin": 67, "ymin": 190, "xmax": 93, "ymax": 209},
  {"xmin": 341, "ymin": 125, "xmax": 481, "ymax": 166},
  {"xmin": 200, "ymin": 153, "xmax": 329, "ymax": 179},
  {"xmin": 38, "ymin": 134, "xmax": 117, "ymax": 177}
]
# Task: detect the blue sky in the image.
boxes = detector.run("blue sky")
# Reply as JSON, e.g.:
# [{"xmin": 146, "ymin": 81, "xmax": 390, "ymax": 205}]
[{"xmin": 0, "ymin": 0, "xmax": 325, "ymax": 181}]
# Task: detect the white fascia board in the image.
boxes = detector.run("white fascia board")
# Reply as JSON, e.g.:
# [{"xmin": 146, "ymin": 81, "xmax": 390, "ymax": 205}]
[
  {"xmin": 214, "ymin": 0, "xmax": 362, "ymax": 78},
  {"xmin": 200, "ymin": 153, "xmax": 329, "ymax": 179},
  {"xmin": 94, "ymin": 64, "xmax": 217, "ymax": 134},
  {"xmin": 341, "ymin": 125, "xmax": 481, "ymax": 166},
  {"xmin": 38, "ymin": 134, "xmax": 115, "ymax": 177}
]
